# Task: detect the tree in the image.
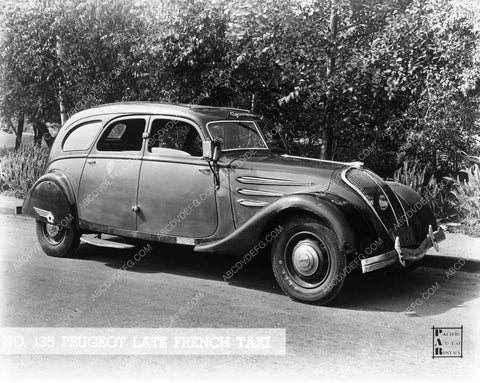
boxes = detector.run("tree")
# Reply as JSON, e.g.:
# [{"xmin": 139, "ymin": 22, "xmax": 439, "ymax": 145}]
[
  {"xmin": 362, "ymin": 0, "xmax": 480, "ymax": 173},
  {"xmin": 223, "ymin": 0, "xmax": 416, "ymax": 160},
  {"xmin": 0, "ymin": 0, "xmax": 478, "ymax": 177},
  {"xmin": 0, "ymin": 0, "xmax": 149, "ymax": 147},
  {"xmin": 0, "ymin": 0, "xmax": 60, "ymax": 147}
]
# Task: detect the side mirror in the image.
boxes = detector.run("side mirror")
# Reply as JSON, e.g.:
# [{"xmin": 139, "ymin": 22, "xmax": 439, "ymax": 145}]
[
  {"xmin": 202, "ymin": 138, "xmax": 223, "ymax": 162},
  {"xmin": 202, "ymin": 140, "xmax": 214, "ymax": 160},
  {"xmin": 212, "ymin": 137, "xmax": 223, "ymax": 162}
]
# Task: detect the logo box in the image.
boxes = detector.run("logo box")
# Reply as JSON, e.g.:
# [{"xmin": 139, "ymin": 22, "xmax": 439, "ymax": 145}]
[{"xmin": 432, "ymin": 326, "xmax": 463, "ymax": 358}]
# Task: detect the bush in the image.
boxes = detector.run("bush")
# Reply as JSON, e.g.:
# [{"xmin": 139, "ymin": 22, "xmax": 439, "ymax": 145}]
[
  {"xmin": 393, "ymin": 160, "xmax": 452, "ymax": 219},
  {"xmin": 0, "ymin": 145, "xmax": 48, "ymax": 198},
  {"xmin": 447, "ymin": 165, "xmax": 480, "ymax": 224}
]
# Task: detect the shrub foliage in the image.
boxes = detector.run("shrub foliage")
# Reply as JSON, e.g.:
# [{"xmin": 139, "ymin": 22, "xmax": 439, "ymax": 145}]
[
  {"xmin": 0, "ymin": 145, "xmax": 48, "ymax": 198},
  {"xmin": 393, "ymin": 161, "xmax": 452, "ymax": 219},
  {"xmin": 447, "ymin": 165, "xmax": 480, "ymax": 223}
]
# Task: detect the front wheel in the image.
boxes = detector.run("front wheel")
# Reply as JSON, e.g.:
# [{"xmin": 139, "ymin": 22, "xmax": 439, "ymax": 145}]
[
  {"xmin": 271, "ymin": 217, "xmax": 346, "ymax": 305},
  {"xmin": 35, "ymin": 220, "xmax": 80, "ymax": 257}
]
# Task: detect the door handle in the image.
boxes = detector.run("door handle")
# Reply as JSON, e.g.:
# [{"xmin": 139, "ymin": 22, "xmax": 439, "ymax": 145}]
[
  {"xmin": 87, "ymin": 160, "xmax": 96, "ymax": 165},
  {"xmin": 198, "ymin": 168, "xmax": 211, "ymax": 173}
]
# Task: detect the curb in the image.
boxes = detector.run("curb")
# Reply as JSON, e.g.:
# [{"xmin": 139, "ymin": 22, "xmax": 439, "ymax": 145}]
[
  {"xmin": 0, "ymin": 206, "xmax": 24, "ymax": 216},
  {"xmin": 0, "ymin": 208, "xmax": 20, "ymax": 216},
  {"xmin": 421, "ymin": 255, "xmax": 480, "ymax": 273}
]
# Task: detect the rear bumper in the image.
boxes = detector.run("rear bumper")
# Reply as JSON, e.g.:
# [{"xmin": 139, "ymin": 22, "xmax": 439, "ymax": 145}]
[{"xmin": 361, "ymin": 225, "xmax": 446, "ymax": 273}]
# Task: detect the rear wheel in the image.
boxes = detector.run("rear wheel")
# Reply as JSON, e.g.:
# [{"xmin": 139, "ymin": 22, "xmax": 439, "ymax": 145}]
[
  {"xmin": 271, "ymin": 216, "xmax": 346, "ymax": 305},
  {"xmin": 36, "ymin": 220, "xmax": 80, "ymax": 257}
]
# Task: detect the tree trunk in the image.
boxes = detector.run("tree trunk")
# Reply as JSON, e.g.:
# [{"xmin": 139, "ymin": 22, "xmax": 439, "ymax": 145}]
[
  {"xmin": 33, "ymin": 120, "xmax": 54, "ymax": 148},
  {"xmin": 15, "ymin": 113, "xmax": 24, "ymax": 150},
  {"xmin": 326, "ymin": 4, "xmax": 338, "ymax": 78},
  {"xmin": 323, "ymin": 124, "xmax": 334, "ymax": 160},
  {"xmin": 321, "ymin": 1, "xmax": 338, "ymax": 160},
  {"xmin": 56, "ymin": 35, "xmax": 67, "ymax": 125},
  {"xmin": 32, "ymin": 119, "xmax": 42, "ymax": 147},
  {"xmin": 40, "ymin": 122, "xmax": 54, "ymax": 148}
]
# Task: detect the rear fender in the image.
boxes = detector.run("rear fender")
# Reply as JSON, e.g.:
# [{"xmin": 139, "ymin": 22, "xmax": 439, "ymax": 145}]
[{"xmin": 22, "ymin": 170, "xmax": 77, "ymax": 228}]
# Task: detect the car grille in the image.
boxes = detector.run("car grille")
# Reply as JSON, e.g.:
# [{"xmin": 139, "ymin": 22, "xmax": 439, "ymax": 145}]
[{"xmin": 344, "ymin": 168, "xmax": 408, "ymax": 234}]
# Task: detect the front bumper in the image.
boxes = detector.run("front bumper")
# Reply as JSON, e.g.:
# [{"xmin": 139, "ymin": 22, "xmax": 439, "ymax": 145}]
[{"xmin": 361, "ymin": 225, "xmax": 446, "ymax": 273}]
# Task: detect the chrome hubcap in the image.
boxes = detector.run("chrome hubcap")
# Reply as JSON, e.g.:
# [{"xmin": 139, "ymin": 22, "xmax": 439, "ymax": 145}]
[
  {"xmin": 284, "ymin": 231, "xmax": 331, "ymax": 289},
  {"xmin": 292, "ymin": 240, "xmax": 321, "ymax": 277},
  {"xmin": 46, "ymin": 223, "xmax": 61, "ymax": 237},
  {"xmin": 42, "ymin": 222, "xmax": 65, "ymax": 245}
]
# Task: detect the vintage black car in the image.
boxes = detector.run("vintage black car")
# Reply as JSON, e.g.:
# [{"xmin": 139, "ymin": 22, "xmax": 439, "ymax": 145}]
[{"xmin": 22, "ymin": 102, "xmax": 445, "ymax": 304}]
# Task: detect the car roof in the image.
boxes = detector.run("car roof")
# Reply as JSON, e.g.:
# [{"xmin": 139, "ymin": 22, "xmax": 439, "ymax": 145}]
[{"xmin": 64, "ymin": 102, "xmax": 262, "ymax": 130}]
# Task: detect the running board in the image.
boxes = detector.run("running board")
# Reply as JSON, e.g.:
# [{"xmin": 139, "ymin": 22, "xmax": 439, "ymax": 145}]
[{"xmin": 80, "ymin": 236, "xmax": 136, "ymax": 249}]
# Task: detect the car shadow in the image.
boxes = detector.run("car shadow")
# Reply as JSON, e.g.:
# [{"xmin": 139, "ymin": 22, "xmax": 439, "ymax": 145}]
[
  {"xmin": 71, "ymin": 242, "xmax": 479, "ymax": 316},
  {"xmin": 74, "ymin": 242, "xmax": 281, "ymax": 294}
]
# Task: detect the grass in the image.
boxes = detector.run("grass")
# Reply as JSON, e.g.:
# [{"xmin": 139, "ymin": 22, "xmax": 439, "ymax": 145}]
[
  {"xmin": 0, "ymin": 144, "xmax": 49, "ymax": 198},
  {"xmin": 445, "ymin": 164, "xmax": 480, "ymax": 232},
  {"xmin": 393, "ymin": 161, "xmax": 453, "ymax": 219},
  {"xmin": 394, "ymin": 160, "xmax": 480, "ymax": 236}
]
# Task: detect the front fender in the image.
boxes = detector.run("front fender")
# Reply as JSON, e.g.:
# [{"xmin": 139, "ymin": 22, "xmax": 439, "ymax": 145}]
[
  {"xmin": 22, "ymin": 170, "xmax": 77, "ymax": 228},
  {"xmin": 195, "ymin": 194, "xmax": 364, "ymax": 256},
  {"xmin": 387, "ymin": 181, "xmax": 438, "ymax": 241}
]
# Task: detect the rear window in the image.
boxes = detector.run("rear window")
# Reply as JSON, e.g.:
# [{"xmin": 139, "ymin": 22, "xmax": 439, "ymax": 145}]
[{"xmin": 62, "ymin": 121, "xmax": 103, "ymax": 152}]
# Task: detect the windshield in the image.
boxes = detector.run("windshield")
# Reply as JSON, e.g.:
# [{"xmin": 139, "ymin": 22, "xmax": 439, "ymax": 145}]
[{"xmin": 207, "ymin": 121, "xmax": 268, "ymax": 150}]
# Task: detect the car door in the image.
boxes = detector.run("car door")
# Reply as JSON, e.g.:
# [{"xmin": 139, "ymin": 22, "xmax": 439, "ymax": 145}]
[
  {"xmin": 77, "ymin": 116, "xmax": 148, "ymax": 230},
  {"xmin": 137, "ymin": 117, "xmax": 218, "ymax": 238}
]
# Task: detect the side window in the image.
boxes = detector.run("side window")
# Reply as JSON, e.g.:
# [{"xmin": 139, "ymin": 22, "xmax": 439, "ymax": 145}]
[
  {"xmin": 62, "ymin": 121, "xmax": 102, "ymax": 152},
  {"xmin": 148, "ymin": 119, "xmax": 202, "ymax": 157},
  {"xmin": 97, "ymin": 118, "xmax": 145, "ymax": 152}
]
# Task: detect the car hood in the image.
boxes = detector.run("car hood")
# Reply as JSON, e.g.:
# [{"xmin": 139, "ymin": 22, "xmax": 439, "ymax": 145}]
[
  {"xmin": 219, "ymin": 151, "xmax": 363, "ymax": 227},
  {"xmin": 221, "ymin": 151, "xmax": 352, "ymax": 184},
  {"xmin": 220, "ymin": 151, "xmax": 359, "ymax": 227}
]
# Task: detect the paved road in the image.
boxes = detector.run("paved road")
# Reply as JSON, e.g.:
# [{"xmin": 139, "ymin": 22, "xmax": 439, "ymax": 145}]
[{"xmin": 0, "ymin": 214, "xmax": 479, "ymax": 380}]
